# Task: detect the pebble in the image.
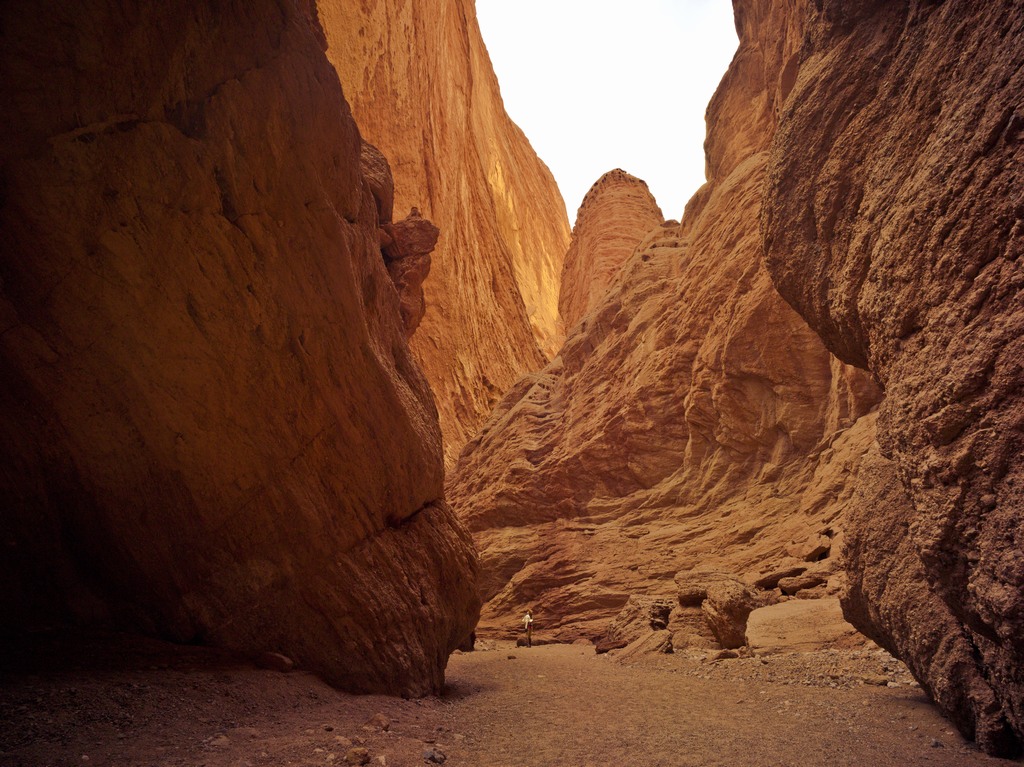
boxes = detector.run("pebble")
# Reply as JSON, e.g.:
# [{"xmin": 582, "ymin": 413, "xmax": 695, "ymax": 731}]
[
  {"xmin": 423, "ymin": 747, "xmax": 447, "ymax": 764},
  {"xmin": 364, "ymin": 713, "xmax": 391, "ymax": 732},
  {"xmin": 345, "ymin": 746, "xmax": 371, "ymax": 765},
  {"xmin": 930, "ymin": 738, "xmax": 945, "ymax": 748},
  {"xmin": 507, "ymin": 655, "xmax": 516, "ymax": 660}
]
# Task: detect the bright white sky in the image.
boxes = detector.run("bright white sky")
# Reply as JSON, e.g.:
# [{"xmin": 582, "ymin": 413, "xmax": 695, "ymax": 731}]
[{"xmin": 476, "ymin": 0, "xmax": 739, "ymax": 223}]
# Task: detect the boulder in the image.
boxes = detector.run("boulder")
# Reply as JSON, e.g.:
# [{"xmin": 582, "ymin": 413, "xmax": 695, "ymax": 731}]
[
  {"xmin": 702, "ymin": 579, "xmax": 759, "ymax": 650},
  {"xmin": 615, "ymin": 630, "xmax": 673, "ymax": 662},
  {"xmin": 595, "ymin": 595, "xmax": 674, "ymax": 654}
]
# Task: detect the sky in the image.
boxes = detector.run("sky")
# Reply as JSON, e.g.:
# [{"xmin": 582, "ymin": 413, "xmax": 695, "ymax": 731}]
[{"xmin": 476, "ymin": 0, "xmax": 739, "ymax": 223}]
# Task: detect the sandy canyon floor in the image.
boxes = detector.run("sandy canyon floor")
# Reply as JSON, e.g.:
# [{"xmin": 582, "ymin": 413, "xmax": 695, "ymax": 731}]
[{"xmin": 0, "ymin": 630, "xmax": 1015, "ymax": 767}]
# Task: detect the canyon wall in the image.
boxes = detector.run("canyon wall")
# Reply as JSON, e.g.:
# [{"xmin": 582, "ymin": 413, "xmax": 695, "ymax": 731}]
[
  {"xmin": 0, "ymin": 0, "xmax": 478, "ymax": 697},
  {"xmin": 448, "ymin": 0, "xmax": 881, "ymax": 641},
  {"xmin": 762, "ymin": 0, "xmax": 1023, "ymax": 755},
  {"xmin": 316, "ymin": 0, "xmax": 571, "ymax": 465},
  {"xmin": 558, "ymin": 170, "xmax": 664, "ymax": 331}
]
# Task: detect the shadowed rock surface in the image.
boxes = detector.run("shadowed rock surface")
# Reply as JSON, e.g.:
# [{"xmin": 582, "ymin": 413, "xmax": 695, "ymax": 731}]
[
  {"xmin": 317, "ymin": 0, "xmax": 571, "ymax": 465},
  {"xmin": 762, "ymin": 0, "xmax": 1024, "ymax": 755},
  {"xmin": 448, "ymin": 0, "xmax": 880, "ymax": 643},
  {"xmin": 0, "ymin": 0, "xmax": 478, "ymax": 697},
  {"xmin": 558, "ymin": 169, "xmax": 665, "ymax": 331}
]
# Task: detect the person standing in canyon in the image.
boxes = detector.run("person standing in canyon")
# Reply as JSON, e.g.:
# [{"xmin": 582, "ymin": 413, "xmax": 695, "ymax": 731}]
[{"xmin": 522, "ymin": 609, "xmax": 534, "ymax": 647}]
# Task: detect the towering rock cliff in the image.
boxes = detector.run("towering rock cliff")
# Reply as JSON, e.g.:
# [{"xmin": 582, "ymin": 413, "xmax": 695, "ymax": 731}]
[
  {"xmin": 762, "ymin": 0, "xmax": 1024, "ymax": 755},
  {"xmin": 559, "ymin": 170, "xmax": 665, "ymax": 331},
  {"xmin": 0, "ymin": 0, "xmax": 478, "ymax": 697},
  {"xmin": 448, "ymin": 0, "xmax": 880, "ymax": 640},
  {"xmin": 316, "ymin": 0, "xmax": 571, "ymax": 464}
]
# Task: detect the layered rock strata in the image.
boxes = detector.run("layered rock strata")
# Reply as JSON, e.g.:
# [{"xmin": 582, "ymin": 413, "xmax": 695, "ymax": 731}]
[
  {"xmin": 448, "ymin": 0, "xmax": 880, "ymax": 645},
  {"xmin": 558, "ymin": 170, "xmax": 665, "ymax": 330},
  {"xmin": 0, "ymin": 0, "xmax": 478, "ymax": 696},
  {"xmin": 762, "ymin": 1, "xmax": 1024, "ymax": 755},
  {"xmin": 317, "ymin": 0, "xmax": 571, "ymax": 464}
]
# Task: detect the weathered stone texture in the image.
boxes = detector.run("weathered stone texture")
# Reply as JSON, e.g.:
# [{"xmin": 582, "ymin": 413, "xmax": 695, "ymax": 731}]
[
  {"xmin": 448, "ymin": 0, "xmax": 880, "ymax": 644},
  {"xmin": 559, "ymin": 169, "xmax": 664, "ymax": 331},
  {"xmin": 762, "ymin": 0, "xmax": 1024, "ymax": 755},
  {"xmin": 317, "ymin": 0, "xmax": 571, "ymax": 464},
  {"xmin": 0, "ymin": 0, "xmax": 478, "ymax": 697}
]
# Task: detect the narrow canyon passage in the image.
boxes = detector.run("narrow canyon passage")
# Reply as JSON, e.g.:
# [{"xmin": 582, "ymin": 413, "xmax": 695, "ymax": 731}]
[
  {"xmin": 3, "ymin": 0, "xmax": 1022, "ymax": 760},
  {"xmin": 0, "ymin": 631, "xmax": 1007, "ymax": 767}
]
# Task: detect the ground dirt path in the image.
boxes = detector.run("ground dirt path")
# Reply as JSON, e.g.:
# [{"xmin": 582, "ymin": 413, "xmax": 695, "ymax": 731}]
[{"xmin": 0, "ymin": 631, "xmax": 1015, "ymax": 767}]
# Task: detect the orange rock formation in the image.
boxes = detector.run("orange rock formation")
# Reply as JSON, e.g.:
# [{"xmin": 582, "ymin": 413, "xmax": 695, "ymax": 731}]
[
  {"xmin": 448, "ymin": 0, "xmax": 880, "ymax": 646},
  {"xmin": 0, "ymin": 0, "xmax": 478, "ymax": 696},
  {"xmin": 762, "ymin": 1, "xmax": 1024, "ymax": 755},
  {"xmin": 559, "ymin": 170, "xmax": 664, "ymax": 331},
  {"xmin": 316, "ymin": 0, "xmax": 571, "ymax": 464}
]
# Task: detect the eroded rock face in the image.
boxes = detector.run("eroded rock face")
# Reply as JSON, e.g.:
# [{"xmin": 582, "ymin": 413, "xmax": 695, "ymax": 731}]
[
  {"xmin": 559, "ymin": 170, "xmax": 664, "ymax": 331},
  {"xmin": 448, "ymin": 0, "xmax": 880, "ymax": 643},
  {"xmin": 361, "ymin": 144, "xmax": 439, "ymax": 338},
  {"xmin": 0, "ymin": 0, "xmax": 478, "ymax": 697},
  {"xmin": 762, "ymin": 1, "xmax": 1024, "ymax": 755},
  {"xmin": 382, "ymin": 208, "xmax": 441, "ymax": 337},
  {"xmin": 595, "ymin": 595, "xmax": 674, "ymax": 654},
  {"xmin": 316, "ymin": 0, "xmax": 571, "ymax": 464}
]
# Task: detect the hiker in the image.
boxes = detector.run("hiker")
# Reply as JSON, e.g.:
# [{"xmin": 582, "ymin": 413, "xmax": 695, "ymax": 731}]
[{"xmin": 522, "ymin": 609, "xmax": 534, "ymax": 647}]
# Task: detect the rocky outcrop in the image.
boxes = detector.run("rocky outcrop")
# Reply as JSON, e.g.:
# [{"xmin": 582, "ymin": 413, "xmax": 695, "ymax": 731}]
[
  {"xmin": 0, "ymin": 0, "xmax": 478, "ymax": 696},
  {"xmin": 361, "ymin": 143, "xmax": 439, "ymax": 338},
  {"xmin": 674, "ymin": 572, "xmax": 773, "ymax": 652},
  {"xmin": 316, "ymin": 0, "xmax": 571, "ymax": 464},
  {"xmin": 595, "ymin": 595, "xmax": 674, "ymax": 654},
  {"xmin": 761, "ymin": 1, "xmax": 1024, "ymax": 755},
  {"xmin": 559, "ymin": 170, "xmax": 664, "ymax": 331},
  {"xmin": 382, "ymin": 208, "xmax": 441, "ymax": 337},
  {"xmin": 448, "ymin": 0, "xmax": 880, "ymax": 643}
]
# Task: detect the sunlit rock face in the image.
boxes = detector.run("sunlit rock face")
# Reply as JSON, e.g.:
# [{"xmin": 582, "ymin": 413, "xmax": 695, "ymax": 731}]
[
  {"xmin": 762, "ymin": 0, "xmax": 1024, "ymax": 755},
  {"xmin": 0, "ymin": 0, "xmax": 478, "ymax": 697},
  {"xmin": 558, "ymin": 170, "xmax": 665, "ymax": 332},
  {"xmin": 448, "ymin": 0, "xmax": 880, "ymax": 645},
  {"xmin": 316, "ymin": 0, "xmax": 571, "ymax": 465}
]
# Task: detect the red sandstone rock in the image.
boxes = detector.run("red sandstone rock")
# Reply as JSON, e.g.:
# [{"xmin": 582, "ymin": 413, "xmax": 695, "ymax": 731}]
[
  {"xmin": 596, "ymin": 596, "xmax": 674, "ymax": 654},
  {"xmin": 448, "ymin": 0, "xmax": 880, "ymax": 645},
  {"xmin": 359, "ymin": 141, "xmax": 438, "ymax": 338},
  {"xmin": 701, "ymin": 580, "xmax": 759, "ymax": 651},
  {"xmin": 360, "ymin": 142, "xmax": 394, "ymax": 226},
  {"xmin": 383, "ymin": 208, "xmax": 441, "ymax": 337},
  {"xmin": 0, "ymin": 0, "xmax": 478, "ymax": 696},
  {"xmin": 559, "ymin": 170, "xmax": 664, "ymax": 330},
  {"xmin": 317, "ymin": 0, "xmax": 571, "ymax": 464},
  {"xmin": 762, "ymin": 1, "xmax": 1024, "ymax": 755}
]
